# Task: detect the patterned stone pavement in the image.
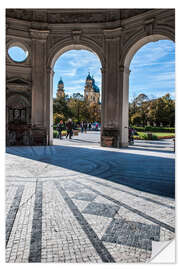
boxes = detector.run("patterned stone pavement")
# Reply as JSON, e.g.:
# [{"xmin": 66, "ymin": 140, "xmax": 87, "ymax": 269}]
[{"xmin": 6, "ymin": 132, "xmax": 175, "ymax": 263}]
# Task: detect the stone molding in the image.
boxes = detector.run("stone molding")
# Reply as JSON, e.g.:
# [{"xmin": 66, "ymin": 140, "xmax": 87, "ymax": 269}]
[
  {"xmin": 30, "ymin": 29, "xmax": 49, "ymax": 40},
  {"xmin": 47, "ymin": 37, "xmax": 105, "ymax": 68},
  {"xmin": 104, "ymin": 27, "xmax": 122, "ymax": 39}
]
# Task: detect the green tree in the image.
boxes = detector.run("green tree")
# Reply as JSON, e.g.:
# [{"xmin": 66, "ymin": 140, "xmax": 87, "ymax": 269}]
[
  {"xmin": 129, "ymin": 93, "xmax": 175, "ymax": 127},
  {"xmin": 53, "ymin": 96, "xmax": 72, "ymax": 122}
]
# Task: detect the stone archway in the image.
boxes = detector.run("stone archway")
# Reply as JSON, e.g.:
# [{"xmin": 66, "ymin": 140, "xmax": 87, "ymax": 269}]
[
  {"xmin": 6, "ymin": 9, "xmax": 175, "ymax": 147},
  {"xmin": 118, "ymin": 34, "xmax": 175, "ymax": 147},
  {"xmin": 46, "ymin": 42, "xmax": 104, "ymax": 145}
]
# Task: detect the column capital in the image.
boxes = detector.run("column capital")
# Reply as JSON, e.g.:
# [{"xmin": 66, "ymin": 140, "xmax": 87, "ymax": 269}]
[
  {"xmin": 30, "ymin": 29, "xmax": 49, "ymax": 40},
  {"xmin": 104, "ymin": 27, "xmax": 122, "ymax": 39}
]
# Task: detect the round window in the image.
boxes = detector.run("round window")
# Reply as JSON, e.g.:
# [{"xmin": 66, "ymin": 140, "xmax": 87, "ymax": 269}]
[{"xmin": 8, "ymin": 46, "xmax": 28, "ymax": 62}]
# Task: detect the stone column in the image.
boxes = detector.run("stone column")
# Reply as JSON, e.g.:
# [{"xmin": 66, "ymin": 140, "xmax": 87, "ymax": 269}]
[
  {"xmin": 101, "ymin": 27, "xmax": 131, "ymax": 148},
  {"xmin": 100, "ymin": 66, "xmax": 105, "ymax": 138},
  {"xmin": 30, "ymin": 29, "xmax": 49, "ymax": 128},
  {"xmin": 46, "ymin": 67, "xmax": 55, "ymax": 145},
  {"xmin": 118, "ymin": 65, "xmax": 131, "ymax": 147},
  {"xmin": 101, "ymin": 35, "xmax": 121, "ymax": 147}
]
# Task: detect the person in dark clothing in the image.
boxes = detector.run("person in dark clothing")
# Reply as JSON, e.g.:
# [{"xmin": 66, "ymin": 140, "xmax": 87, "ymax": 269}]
[
  {"xmin": 80, "ymin": 121, "xmax": 84, "ymax": 133},
  {"xmin": 56, "ymin": 120, "xmax": 64, "ymax": 139},
  {"xmin": 88, "ymin": 122, "xmax": 92, "ymax": 131},
  {"xmin": 128, "ymin": 127, "xmax": 134, "ymax": 144},
  {"xmin": 83, "ymin": 121, "xmax": 88, "ymax": 133},
  {"xmin": 66, "ymin": 119, "xmax": 73, "ymax": 139}
]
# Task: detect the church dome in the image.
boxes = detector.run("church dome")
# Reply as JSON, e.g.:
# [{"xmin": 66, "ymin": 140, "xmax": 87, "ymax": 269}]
[
  {"xmin": 93, "ymin": 84, "xmax": 100, "ymax": 93},
  {"xmin": 58, "ymin": 77, "xmax": 64, "ymax": 85},
  {"xmin": 92, "ymin": 76, "xmax": 100, "ymax": 93}
]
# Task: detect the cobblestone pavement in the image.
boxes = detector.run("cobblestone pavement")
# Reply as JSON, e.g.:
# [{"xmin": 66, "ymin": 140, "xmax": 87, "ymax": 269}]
[{"xmin": 6, "ymin": 132, "xmax": 175, "ymax": 263}]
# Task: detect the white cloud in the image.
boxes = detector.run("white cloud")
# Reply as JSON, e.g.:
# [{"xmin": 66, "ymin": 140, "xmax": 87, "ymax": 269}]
[
  {"xmin": 130, "ymin": 40, "xmax": 175, "ymax": 69},
  {"xmin": 153, "ymin": 72, "xmax": 175, "ymax": 81},
  {"xmin": 54, "ymin": 68, "xmax": 77, "ymax": 77}
]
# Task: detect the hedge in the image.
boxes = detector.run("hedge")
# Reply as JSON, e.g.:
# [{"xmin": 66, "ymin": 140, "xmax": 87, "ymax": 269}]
[
  {"xmin": 134, "ymin": 133, "xmax": 159, "ymax": 140},
  {"xmin": 132, "ymin": 126, "xmax": 175, "ymax": 133}
]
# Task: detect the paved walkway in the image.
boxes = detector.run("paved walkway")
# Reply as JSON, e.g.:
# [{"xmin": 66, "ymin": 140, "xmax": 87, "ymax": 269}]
[{"xmin": 6, "ymin": 132, "xmax": 175, "ymax": 263}]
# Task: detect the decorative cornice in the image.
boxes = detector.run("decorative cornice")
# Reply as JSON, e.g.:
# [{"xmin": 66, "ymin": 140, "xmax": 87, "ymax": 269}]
[{"xmin": 30, "ymin": 29, "xmax": 49, "ymax": 40}]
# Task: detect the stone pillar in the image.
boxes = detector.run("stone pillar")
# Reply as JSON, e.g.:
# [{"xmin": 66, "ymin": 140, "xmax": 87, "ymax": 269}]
[
  {"xmin": 46, "ymin": 67, "xmax": 55, "ymax": 145},
  {"xmin": 101, "ymin": 36, "xmax": 121, "ymax": 147},
  {"xmin": 100, "ymin": 66, "xmax": 105, "ymax": 138},
  {"xmin": 101, "ymin": 28, "xmax": 130, "ymax": 148},
  {"xmin": 30, "ymin": 29, "xmax": 49, "ymax": 128},
  {"xmin": 118, "ymin": 65, "xmax": 131, "ymax": 147}
]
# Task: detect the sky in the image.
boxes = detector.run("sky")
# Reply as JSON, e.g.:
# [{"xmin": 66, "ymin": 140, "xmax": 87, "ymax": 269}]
[
  {"xmin": 53, "ymin": 39, "xmax": 175, "ymax": 101},
  {"xmin": 129, "ymin": 39, "xmax": 175, "ymax": 101},
  {"xmin": 53, "ymin": 50, "xmax": 102, "ymax": 98},
  {"xmin": 8, "ymin": 39, "xmax": 175, "ymax": 101}
]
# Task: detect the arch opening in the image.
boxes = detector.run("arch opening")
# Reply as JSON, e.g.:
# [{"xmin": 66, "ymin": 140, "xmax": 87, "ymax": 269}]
[
  {"xmin": 49, "ymin": 45, "xmax": 103, "ymax": 145},
  {"xmin": 122, "ymin": 34, "xmax": 175, "ymax": 146}
]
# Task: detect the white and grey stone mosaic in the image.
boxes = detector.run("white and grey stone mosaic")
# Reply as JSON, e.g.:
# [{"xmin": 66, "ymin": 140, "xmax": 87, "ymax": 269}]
[{"xmin": 6, "ymin": 136, "xmax": 175, "ymax": 263}]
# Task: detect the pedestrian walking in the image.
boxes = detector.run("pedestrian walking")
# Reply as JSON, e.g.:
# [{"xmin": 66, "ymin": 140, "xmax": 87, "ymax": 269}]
[
  {"xmin": 56, "ymin": 120, "xmax": 64, "ymax": 139},
  {"xmin": 66, "ymin": 119, "xmax": 73, "ymax": 139},
  {"xmin": 88, "ymin": 122, "xmax": 92, "ymax": 131},
  {"xmin": 84, "ymin": 121, "xmax": 88, "ymax": 133},
  {"xmin": 81, "ymin": 121, "xmax": 84, "ymax": 133},
  {"xmin": 95, "ymin": 122, "xmax": 98, "ymax": 131},
  {"xmin": 128, "ymin": 127, "xmax": 134, "ymax": 144}
]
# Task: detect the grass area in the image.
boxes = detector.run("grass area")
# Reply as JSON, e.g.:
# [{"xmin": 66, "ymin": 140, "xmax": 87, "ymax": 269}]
[
  {"xmin": 134, "ymin": 132, "xmax": 175, "ymax": 140},
  {"xmin": 137, "ymin": 132, "xmax": 175, "ymax": 137}
]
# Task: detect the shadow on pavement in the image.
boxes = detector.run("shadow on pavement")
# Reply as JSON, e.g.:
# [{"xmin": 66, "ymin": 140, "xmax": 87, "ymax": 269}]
[{"xmin": 6, "ymin": 145, "xmax": 175, "ymax": 198}]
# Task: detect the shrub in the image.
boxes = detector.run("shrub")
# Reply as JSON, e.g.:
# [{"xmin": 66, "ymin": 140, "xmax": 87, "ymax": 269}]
[
  {"xmin": 138, "ymin": 133, "xmax": 148, "ymax": 140},
  {"xmin": 144, "ymin": 126, "xmax": 175, "ymax": 133},
  {"xmin": 137, "ymin": 133, "xmax": 158, "ymax": 140},
  {"xmin": 53, "ymin": 130, "xmax": 59, "ymax": 138}
]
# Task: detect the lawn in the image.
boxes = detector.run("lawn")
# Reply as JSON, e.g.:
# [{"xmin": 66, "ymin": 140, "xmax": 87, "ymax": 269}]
[{"xmin": 134, "ymin": 132, "xmax": 175, "ymax": 140}]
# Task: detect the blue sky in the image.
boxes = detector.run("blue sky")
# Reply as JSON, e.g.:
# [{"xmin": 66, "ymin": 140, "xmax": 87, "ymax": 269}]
[
  {"xmin": 53, "ymin": 40, "xmax": 175, "ymax": 101},
  {"xmin": 8, "ymin": 40, "xmax": 175, "ymax": 101},
  {"xmin": 8, "ymin": 46, "xmax": 28, "ymax": 62},
  {"xmin": 53, "ymin": 50, "xmax": 102, "ymax": 98},
  {"xmin": 129, "ymin": 40, "xmax": 175, "ymax": 101}
]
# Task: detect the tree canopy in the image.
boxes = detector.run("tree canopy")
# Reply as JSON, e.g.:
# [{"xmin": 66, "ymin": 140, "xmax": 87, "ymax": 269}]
[{"xmin": 129, "ymin": 93, "xmax": 175, "ymax": 127}]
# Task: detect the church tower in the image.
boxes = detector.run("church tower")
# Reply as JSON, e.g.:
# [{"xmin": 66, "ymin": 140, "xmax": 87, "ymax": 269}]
[
  {"xmin": 84, "ymin": 72, "xmax": 100, "ymax": 105},
  {"xmin": 56, "ymin": 77, "xmax": 65, "ymax": 98}
]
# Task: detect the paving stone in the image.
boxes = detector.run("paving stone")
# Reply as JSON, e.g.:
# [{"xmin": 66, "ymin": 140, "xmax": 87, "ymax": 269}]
[
  {"xmin": 6, "ymin": 133, "xmax": 175, "ymax": 263},
  {"xmin": 102, "ymin": 219, "xmax": 160, "ymax": 251},
  {"xmin": 82, "ymin": 202, "xmax": 119, "ymax": 218},
  {"xmin": 72, "ymin": 192, "xmax": 97, "ymax": 202}
]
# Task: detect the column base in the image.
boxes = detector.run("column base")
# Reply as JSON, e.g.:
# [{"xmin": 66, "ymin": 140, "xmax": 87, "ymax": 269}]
[{"xmin": 101, "ymin": 128, "xmax": 128, "ymax": 148}]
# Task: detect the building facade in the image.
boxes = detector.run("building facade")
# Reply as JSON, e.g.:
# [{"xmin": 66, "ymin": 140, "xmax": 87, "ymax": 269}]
[{"xmin": 84, "ymin": 73, "xmax": 100, "ymax": 105}]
